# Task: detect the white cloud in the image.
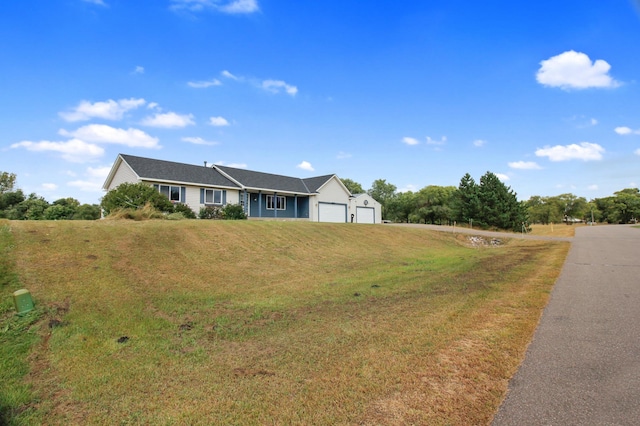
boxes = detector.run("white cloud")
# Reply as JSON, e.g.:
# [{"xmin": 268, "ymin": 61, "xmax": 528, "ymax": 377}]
[
  {"xmin": 337, "ymin": 151, "xmax": 352, "ymax": 159},
  {"xmin": 86, "ymin": 166, "xmax": 112, "ymax": 178},
  {"xmin": 402, "ymin": 137, "xmax": 419, "ymax": 146},
  {"xmin": 60, "ymin": 98, "xmax": 146, "ymax": 122},
  {"xmin": 68, "ymin": 166, "xmax": 112, "ymax": 193},
  {"xmin": 588, "ymin": 184, "xmax": 599, "ymax": 191},
  {"xmin": 170, "ymin": 0, "xmax": 258, "ymax": 14},
  {"xmin": 635, "ymin": 149, "xmax": 640, "ymax": 156},
  {"xmin": 82, "ymin": 0, "xmax": 107, "ymax": 5},
  {"xmin": 59, "ymin": 124, "xmax": 160, "ymax": 148},
  {"xmin": 68, "ymin": 180, "xmax": 103, "ymax": 192},
  {"xmin": 399, "ymin": 184, "xmax": 418, "ymax": 193},
  {"xmin": 215, "ymin": 161, "xmax": 248, "ymax": 168},
  {"xmin": 11, "ymin": 139, "xmax": 104, "ymax": 163},
  {"xmin": 133, "ymin": 66, "xmax": 144, "ymax": 74},
  {"xmin": 296, "ymin": 161, "xmax": 314, "ymax": 171},
  {"xmin": 590, "ymin": 118, "xmax": 598, "ymax": 126},
  {"xmin": 262, "ymin": 79, "xmax": 298, "ymax": 96},
  {"xmin": 536, "ymin": 50, "xmax": 620, "ymax": 90},
  {"xmin": 508, "ymin": 161, "xmax": 542, "ymax": 170},
  {"xmin": 140, "ymin": 112, "xmax": 195, "ymax": 128},
  {"xmin": 615, "ymin": 126, "xmax": 640, "ymax": 135},
  {"xmin": 182, "ymin": 137, "xmax": 218, "ymax": 146},
  {"xmin": 209, "ymin": 116, "xmax": 230, "ymax": 126},
  {"xmin": 188, "ymin": 78, "xmax": 222, "ymax": 88},
  {"xmin": 147, "ymin": 102, "xmax": 160, "ymax": 110},
  {"xmin": 221, "ymin": 70, "xmax": 239, "ymax": 80},
  {"xmin": 535, "ymin": 142, "xmax": 605, "ymax": 161},
  {"xmin": 42, "ymin": 183, "xmax": 58, "ymax": 191},
  {"xmin": 495, "ymin": 173, "xmax": 510, "ymax": 182},
  {"xmin": 473, "ymin": 139, "xmax": 487, "ymax": 147},
  {"xmin": 221, "ymin": 70, "xmax": 297, "ymax": 96},
  {"xmin": 220, "ymin": 0, "xmax": 258, "ymax": 14},
  {"xmin": 426, "ymin": 136, "xmax": 447, "ymax": 145}
]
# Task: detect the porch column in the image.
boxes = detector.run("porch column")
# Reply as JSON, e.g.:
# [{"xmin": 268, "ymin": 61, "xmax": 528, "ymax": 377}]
[
  {"xmin": 258, "ymin": 191, "xmax": 262, "ymax": 217},
  {"xmin": 294, "ymin": 194, "xmax": 298, "ymax": 218},
  {"xmin": 274, "ymin": 193, "xmax": 278, "ymax": 218}
]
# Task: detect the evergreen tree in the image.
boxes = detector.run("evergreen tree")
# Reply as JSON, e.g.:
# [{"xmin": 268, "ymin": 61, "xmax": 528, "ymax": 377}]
[{"xmin": 454, "ymin": 173, "xmax": 480, "ymax": 226}]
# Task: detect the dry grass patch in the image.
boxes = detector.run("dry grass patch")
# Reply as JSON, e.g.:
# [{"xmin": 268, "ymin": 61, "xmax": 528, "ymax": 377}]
[
  {"xmin": 3, "ymin": 220, "xmax": 569, "ymax": 425},
  {"xmin": 528, "ymin": 223, "xmax": 583, "ymax": 237}
]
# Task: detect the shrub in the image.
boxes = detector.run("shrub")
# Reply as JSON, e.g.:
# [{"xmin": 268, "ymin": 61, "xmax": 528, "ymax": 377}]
[
  {"xmin": 172, "ymin": 203, "xmax": 197, "ymax": 219},
  {"xmin": 105, "ymin": 203, "xmax": 165, "ymax": 221},
  {"xmin": 199, "ymin": 204, "xmax": 247, "ymax": 220},
  {"xmin": 199, "ymin": 206, "xmax": 223, "ymax": 220},
  {"xmin": 222, "ymin": 204, "xmax": 247, "ymax": 220},
  {"xmin": 101, "ymin": 183, "xmax": 173, "ymax": 215}
]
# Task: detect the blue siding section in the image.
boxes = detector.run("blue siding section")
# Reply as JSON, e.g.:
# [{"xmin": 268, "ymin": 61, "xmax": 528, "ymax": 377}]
[{"xmin": 248, "ymin": 193, "xmax": 309, "ymax": 218}]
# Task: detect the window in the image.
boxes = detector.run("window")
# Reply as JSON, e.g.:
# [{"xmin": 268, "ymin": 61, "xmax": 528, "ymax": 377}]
[
  {"xmin": 159, "ymin": 185, "xmax": 181, "ymax": 202},
  {"xmin": 266, "ymin": 195, "xmax": 286, "ymax": 210},
  {"xmin": 204, "ymin": 189, "xmax": 222, "ymax": 205}
]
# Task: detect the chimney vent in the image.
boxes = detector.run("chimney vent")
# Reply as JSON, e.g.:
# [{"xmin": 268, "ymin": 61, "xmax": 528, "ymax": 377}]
[{"xmin": 204, "ymin": 161, "xmax": 208, "ymax": 167}]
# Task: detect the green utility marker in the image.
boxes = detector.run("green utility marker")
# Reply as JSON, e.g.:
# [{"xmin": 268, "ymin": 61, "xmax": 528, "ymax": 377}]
[{"xmin": 13, "ymin": 289, "xmax": 34, "ymax": 315}]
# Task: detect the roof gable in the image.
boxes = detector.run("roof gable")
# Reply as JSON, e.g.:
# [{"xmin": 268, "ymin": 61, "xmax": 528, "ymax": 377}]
[
  {"xmin": 119, "ymin": 154, "xmax": 240, "ymax": 188},
  {"xmin": 107, "ymin": 154, "xmax": 343, "ymax": 195}
]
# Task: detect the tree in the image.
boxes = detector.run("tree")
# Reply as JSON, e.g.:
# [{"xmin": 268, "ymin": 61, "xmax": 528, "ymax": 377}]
[
  {"xmin": 476, "ymin": 172, "xmax": 528, "ymax": 231},
  {"xmin": 454, "ymin": 173, "xmax": 480, "ymax": 225},
  {"xmin": 454, "ymin": 172, "xmax": 527, "ymax": 231},
  {"xmin": 340, "ymin": 178, "xmax": 364, "ymax": 195},
  {"xmin": 43, "ymin": 197, "xmax": 82, "ymax": 220},
  {"xmin": 414, "ymin": 185, "xmax": 456, "ymax": 224},
  {"xmin": 386, "ymin": 191, "xmax": 416, "ymax": 223},
  {"xmin": 6, "ymin": 193, "xmax": 50, "ymax": 220},
  {"xmin": 599, "ymin": 188, "xmax": 640, "ymax": 224},
  {"xmin": 73, "ymin": 204, "xmax": 101, "ymax": 220},
  {"xmin": 0, "ymin": 189, "xmax": 25, "ymax": 218},
  {"xmin": 0, "ymin": 172, "xmax": 17, "ymax": 194},
  {"xmin": 101, "ymin": 182, "xmax": 173, "ymax": 215},
  {"xmin": 556, "ymin": 193, "xmax": 588, "ymax": 223},
  {"xmin": 368, "ymin": 179, "xmax": 397, "ymax": 220}
]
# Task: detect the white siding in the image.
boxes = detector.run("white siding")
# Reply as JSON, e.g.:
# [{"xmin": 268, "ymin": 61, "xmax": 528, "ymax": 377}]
[
  {"xmin": 184, "ymin": 187, "xmax": 202, "ymax": 214},
  {"xmin": 311, "ymin": 177, "xmax": 351, "ymax": 222},
  {"xmin": 107, "ymin": 161, "xmax": 139, "ymax": 190},
  {"xmin": 349, "ymin": 194, "xmax": 381, "ymax": 224}
]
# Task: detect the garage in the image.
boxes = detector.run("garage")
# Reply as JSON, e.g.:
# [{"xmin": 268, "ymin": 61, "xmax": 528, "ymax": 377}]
[
  {"xmin": 356, "ymin": 206, "xmax": 375, "ymax": 224},
  {"xmin": 318, "ymin": 202, "xmax": 347, "ymax": 223}
]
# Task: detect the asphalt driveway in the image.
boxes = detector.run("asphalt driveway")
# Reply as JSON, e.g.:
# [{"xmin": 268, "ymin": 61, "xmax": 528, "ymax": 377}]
[{"xmin": 492, "ymin": 224, "xmax": 640, "ymax": 425}]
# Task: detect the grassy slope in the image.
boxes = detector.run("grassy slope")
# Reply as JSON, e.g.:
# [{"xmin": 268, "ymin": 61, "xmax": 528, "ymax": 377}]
[{"xmin": 1, "ymin": 220, "xmax": 569, "ymax": 425}]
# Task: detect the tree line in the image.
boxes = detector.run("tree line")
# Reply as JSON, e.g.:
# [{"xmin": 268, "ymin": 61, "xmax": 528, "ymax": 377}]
[
  {"xmin": 2, "ymin": 169, "xmax": 639, "ymax": 227},
  {"xmin": 343, "ymin": 172, "xmax": 640, "ymax": 230},
  {"xmin": 0, "ymin": 172, "xmax": 101, "ymax": 220}
]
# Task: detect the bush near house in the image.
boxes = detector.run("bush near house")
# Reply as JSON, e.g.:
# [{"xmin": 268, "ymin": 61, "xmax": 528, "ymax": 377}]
[{"xmin": 199, "ymin": 204, "xmax": 247, "ymax": 220}]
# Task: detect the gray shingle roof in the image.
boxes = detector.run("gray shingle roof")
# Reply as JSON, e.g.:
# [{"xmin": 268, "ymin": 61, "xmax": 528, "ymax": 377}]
[
  {"xmin": 118, "ymin": 154, "xmax": 336, "ymax": 194},
  {"xmin": 215, "ymin": 165, "xmax": 331, "ymax": 194},
  {"xmin": 303, "ymin": 175, "xmax": 337, "ymax": 193},
  {"xmin": 120, "ymin": 154, "xmax": 240, "ymax": 188}
]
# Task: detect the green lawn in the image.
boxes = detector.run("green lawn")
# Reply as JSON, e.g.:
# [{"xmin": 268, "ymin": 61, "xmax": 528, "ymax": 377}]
[{"xmin": 1, "ymin": 219, "xmax": 569, "ymax": 425}]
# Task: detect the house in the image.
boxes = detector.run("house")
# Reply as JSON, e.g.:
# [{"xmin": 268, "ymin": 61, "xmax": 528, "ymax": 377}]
[{"xmin": 102, "ymin": 154, "xmax": 381, "ymax": 224}]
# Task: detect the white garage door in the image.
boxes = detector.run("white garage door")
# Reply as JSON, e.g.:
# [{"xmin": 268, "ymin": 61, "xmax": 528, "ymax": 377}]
[
  {"xmin": 356, "ymin": 206, "xmax": 375, "ymax": 224},
  {"xmin": 318, "ymin": 203, "xmax": 347, "ymax": 223}
]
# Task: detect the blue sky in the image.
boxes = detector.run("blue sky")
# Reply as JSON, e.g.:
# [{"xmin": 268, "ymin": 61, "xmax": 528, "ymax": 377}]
[{"xmin": 2, "ymin": 0, "xmax": 640, "ymax": 205}]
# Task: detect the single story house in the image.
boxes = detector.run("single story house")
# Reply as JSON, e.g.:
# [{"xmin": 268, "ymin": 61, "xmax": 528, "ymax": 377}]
[{"xmin": 102, "ymin": 154, "xmax": 381, "ymax": 224}]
